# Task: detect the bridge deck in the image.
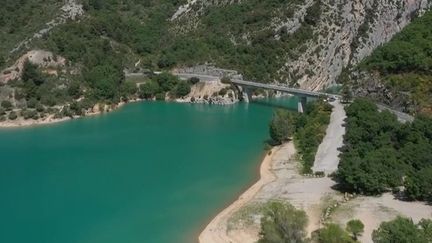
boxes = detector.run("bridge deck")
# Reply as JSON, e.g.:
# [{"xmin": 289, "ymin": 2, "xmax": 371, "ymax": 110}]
[
  {"xmin": 231, "ymin": 79, "xmax": 334, "ymax": 98},
  {"xmin": 173, "ymin": 72, "xmax": 336, "ymax": 98}
]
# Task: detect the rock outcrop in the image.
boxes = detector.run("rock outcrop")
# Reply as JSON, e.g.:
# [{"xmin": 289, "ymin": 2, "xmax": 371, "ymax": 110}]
[{"xmin": 0, "ymin": 50, "xmax": 66, "ymax": 84}]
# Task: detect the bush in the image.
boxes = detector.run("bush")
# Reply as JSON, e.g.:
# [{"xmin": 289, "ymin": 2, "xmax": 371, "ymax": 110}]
[
  {"xmin": 317, "ymin": 223, "xmax": 354, "ymax": 243},
  {"xmin": 139, "ymin": 81, "xmax": 160, "ymax": 99},
  {"xmin": 155, "ymin": 93, "xmax": 166, "ymax": 101},
  {"xmin": 221, "ymin": 77, "xmax": 231, "ymax": 84},
  {"xmin": 174, "ymin": 81, "xmax": 191, "ymax": 97},
  {"xmin": 8, "ymin": 111, "xmax": 17, "ymax": 120},
  {"xmin": 346, "ymin": 219, "xmax": 364, "ymax": 240},
  {"xmin": 36, "ymin": 103, "xmax": 45, "ymax": 112},
  {"xmin": 258, "ymin": 201, "xmax": 308, "ymax": 243},
  {"xmin": 218, "ymin": 88, "xmax": 228, "ymax": 96},
  {"xmin": 372, "ymin": 217, "xmax": 432, "ymax": 243},
  {"xmin": 22, "ymin": 109, "xmax": 38, "ymax": 120},
  {"xmin": 1, "ymin": 100, "xmax": 13, "ymax": 111},
  {"xmin": 27, "ymin": 98, "xmax": 37, "ymax": 108},
  {"xmin": 0, "ymin": 107, "xmax": 5, "ymax": 115},
  {"xmin": 188, "ymin": 77, "xmax": 200, "ymax": 85}
]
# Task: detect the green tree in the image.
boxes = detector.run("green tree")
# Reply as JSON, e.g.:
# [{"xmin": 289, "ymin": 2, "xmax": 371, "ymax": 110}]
[
  {"xmin": 68, "ymin": 81, "xmax": 81, "ymax": 99},
  {"xmin": 188, "ymin": 77, "xmax": 200, "ymax": 85},
  {"xmin": 154, "ymin": 72, "xmax": 179, "ymax": 92},
  {"xmin": 346, "ymin": 219, "xmax": 364, "ymax": 240},
  {"xmin": 22, "ymin": 59, "xmax": 44, "ymax": 85},
  {"xmin": 174, "ymin": 81, "xmax": 191, "ymax": 97},
  {"xmin": 404, "ymin": 167, "xmax": 432, "ymax": 202},
  {"xmin": 258, "ymin": 201, "xmax": 308, "ymax": 243},
  {"xmin": 269, "ymin": 109, "xmax": 296, "ymax": 144},
  {"xmin": 318, "ymin": 223, "xmax": 354, "ymax": 243},
  {"xmin": 341, "ymin": 83, "xmax": 353, "ymax": 104},
  {"xmin": 372, "ymin": 217, "xmax": 430, "ymax": 243},
  {"xmin": 139, "ymin": 80, "xmax": 160, "ymax": 99}
]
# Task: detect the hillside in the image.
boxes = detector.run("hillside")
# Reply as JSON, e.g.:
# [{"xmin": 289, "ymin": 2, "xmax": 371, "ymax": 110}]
[
  {"xmin": 0, "ymin": 0, "xmax": 430, "ymax": 123},
  {"xmin": 350, "ymin": 10, "xmax": 432, "ymax": 116}
]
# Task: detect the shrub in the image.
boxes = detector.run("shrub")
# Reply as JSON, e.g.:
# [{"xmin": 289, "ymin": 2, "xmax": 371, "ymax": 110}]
[
  {"xmin": 258, "ymin": 201, "xmax": 308, "ymax": 243},
  {"xmin": 8, "ymin": 111, "xmax": 17, "ymax": 120},
  {"xmin": 27, "ymin": 98, "xmax": 37, "ymax": 108},
  {"xmin": 1, "ymin": 100, "xmax": 13, "ymax": 110},
  {"xmin": 22, "ymin": 109, "xmax": 37, "ymax": 120},
  {"xmin": 36, "ymin": 103, "xmax": 45, "ymax": 112},
  {"xmin": 174, "ymin": 81, "xmax": 191, "ymax": 97},
  {"xmin": 221, "ymin": 77, "xmax": 231, "ymax": 84},
  {"xmin": 139, "ymin": 81, "xmax": 160, "ymax": 99},
  {"xmin": 188, "ymin": 77, "xmax": 200, "ymax": 85}
]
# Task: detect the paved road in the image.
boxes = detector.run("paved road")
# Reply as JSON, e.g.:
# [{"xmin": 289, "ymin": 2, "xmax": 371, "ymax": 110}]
[
  {"xmin": 312, "ymin": 100, "xmax": 346, "ymax": 174},
  {"xmin": 230, "ymin": 79, "xmax": 336, "ymax": 98},
  {"xmin": 172, "ymin": 72, "xmax": 221, "ymax": 82}
]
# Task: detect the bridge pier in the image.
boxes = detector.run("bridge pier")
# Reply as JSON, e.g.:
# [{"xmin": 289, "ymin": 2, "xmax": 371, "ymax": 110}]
[
  {"xmin": 298, "ymin": 96, "xmax": 307, "ymax": 113},
  {"xmin": 239, "ymin": 86, "xmax": 253, "ymax": 103}
]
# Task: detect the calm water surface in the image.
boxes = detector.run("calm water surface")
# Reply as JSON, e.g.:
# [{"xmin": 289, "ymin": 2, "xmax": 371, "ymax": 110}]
[{"xmin": 0, "ymin": 98, "xmax": 297, "ymax": 243}]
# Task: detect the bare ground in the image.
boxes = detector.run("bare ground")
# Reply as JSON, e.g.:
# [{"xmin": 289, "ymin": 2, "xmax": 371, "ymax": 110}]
[{"xmin": 331, "ymin": 193, "xmax": 432, "ymax": 243}]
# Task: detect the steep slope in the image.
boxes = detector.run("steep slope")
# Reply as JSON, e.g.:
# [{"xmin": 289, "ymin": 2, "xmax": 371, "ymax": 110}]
[
  {"xmin": 0, "ymin": 0, "xmax": 430, "ymax": 124},
  {"xmin": 172, "ymin": 0, "xmax": 431, "ymax": 90},
  {"xmin": 350, "ymin": 10, "xmax": 432, "ymax": 115}
]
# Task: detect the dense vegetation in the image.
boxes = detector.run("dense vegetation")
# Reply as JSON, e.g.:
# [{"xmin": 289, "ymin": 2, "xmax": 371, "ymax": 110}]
[
  {"xmin": 359, "ymin": 10, "xmax": 432, "ymax": 114},
  {"xmin": 0, "ymin": 0, "xmax": 62, "ymax": 65},
  {"xmin": 0, "ymin": 0, "xmax": 325, "ymax": 121},
  {"xmin": 269, "ymin": 100, "xmax": 332, "ymax": 173},
  {"xmin": 372, "ymin": 217, "xmax": 432, "ymax": 243},
  {"xmin": 336, "ymin": 99, "xmax": 432, "ymax": 201}
]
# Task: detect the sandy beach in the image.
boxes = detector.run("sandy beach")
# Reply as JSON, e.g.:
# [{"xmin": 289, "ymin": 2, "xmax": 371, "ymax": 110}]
[
  {"xmin": 198, "ymin": 145, "xmax": 287, "ymax": 243},
  {"xmin": 198, "ymin": 100, "xmax": 432, "ymax": 243},
  {"xmin": 199, "ymin": 141, "xmax": 342, "ymax": 243}
]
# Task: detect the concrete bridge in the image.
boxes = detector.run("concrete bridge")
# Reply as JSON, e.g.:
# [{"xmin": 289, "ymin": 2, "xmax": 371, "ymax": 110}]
[
  {"xmin": 231, "ymin": 79, "xmax": 339, "ymax": 112},
  {"xmin": 173, "ymin": 72, "xmax": 337, "ymax": 113}
]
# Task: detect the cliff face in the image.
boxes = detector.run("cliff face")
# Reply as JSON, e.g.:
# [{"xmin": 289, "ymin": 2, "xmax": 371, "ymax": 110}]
[{"xmin": 173, "ymin": 0, "xmax": 431, "ymax": 90}]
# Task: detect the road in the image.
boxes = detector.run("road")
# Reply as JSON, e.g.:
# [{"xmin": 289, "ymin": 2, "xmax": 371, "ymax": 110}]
[{"xmin": 312, "ymin": 100, "xmax": 346, "ymax": 174}]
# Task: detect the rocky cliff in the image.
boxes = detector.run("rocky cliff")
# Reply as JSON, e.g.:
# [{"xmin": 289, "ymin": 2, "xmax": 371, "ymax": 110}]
[{"xmin": 173, "ymin": 0, "xmax": 431, "ymax": 90}]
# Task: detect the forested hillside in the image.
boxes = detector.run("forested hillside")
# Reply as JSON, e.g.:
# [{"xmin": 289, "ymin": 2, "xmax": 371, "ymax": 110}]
[
  {"xmin": 0, "ymin": 0, "xmax": 430, "ymax": 123},
  {"xmin": 352, "ymin": 10, "xmax": 432, "ymax": 115},
  {"xmin": 0, "ymin": 0, "xmax": 63, "ymax": 63}
]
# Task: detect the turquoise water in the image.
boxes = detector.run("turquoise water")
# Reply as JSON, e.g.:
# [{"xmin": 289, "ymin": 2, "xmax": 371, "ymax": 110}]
[{"xmin": 0, "ymin": 99, "xmax": 297, "ymax": 243}]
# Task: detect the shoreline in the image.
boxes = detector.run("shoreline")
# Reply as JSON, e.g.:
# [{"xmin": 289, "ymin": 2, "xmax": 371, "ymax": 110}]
[
  {"xmin": 198, "ymin": 144, "xmax": 289, "ymax": 243},
  {"xmin": 0, "ymin": 99, "xmax": 143, "ymax": 129}
]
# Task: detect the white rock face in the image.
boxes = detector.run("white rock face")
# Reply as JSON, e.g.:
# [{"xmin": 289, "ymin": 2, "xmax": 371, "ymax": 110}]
[
  {"xmin": 280, "ymin": 0, "xmax": 431, "ymax": 90},
  {"xmin": 172, "ymin": 0, "xmax": 431, "ymax": 90}
]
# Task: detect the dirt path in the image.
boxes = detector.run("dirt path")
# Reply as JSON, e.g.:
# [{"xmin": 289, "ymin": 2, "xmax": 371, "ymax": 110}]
[{"xmin": 312, "ymin": 100, "xmax": 346, "ymax": 174}]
